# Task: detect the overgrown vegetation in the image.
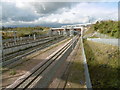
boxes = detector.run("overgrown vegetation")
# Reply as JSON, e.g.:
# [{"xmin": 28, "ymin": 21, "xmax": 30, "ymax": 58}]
[
  {"xmin": 9, "ymin": 69, "xmax": 16, "ymax": 75},
  {"xmin": 1, "ymin": 26, "xmax": 50, "ymax": 39},
  {"xmin": 64, "ymin": 40, "xmax": 86, "ymax": 88},
  {"xmin": 90, "ymin": 20, "xmax": 119, "ymax": 38},
  {"xmin": 84, "ymin": 40, "xmax": 119, "ymax": 88}
]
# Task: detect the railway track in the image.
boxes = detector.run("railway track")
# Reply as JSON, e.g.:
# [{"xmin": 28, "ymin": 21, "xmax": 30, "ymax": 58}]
[
  {"xmin": 5, "ymin": 36, "xmax": 78, "ymax": 89},
  {"xmin": 3, "ymin": 39, "xmax": 51, "ymax": 60},
  {"xmin": 3, "ymin": 35, "xmax": 50, "ymax": 48},
  {"xmin": 3, "ymin": 36, "xmax": 59, "ymax": 60},
  {"xmin": 2, "ymin": 36, "xmax": 66, "ymax": 67},
  {"xmin": 3, "ymin": 36, "xmax": 63, "ymax": 55},
  {"xmin": 3, "ymin": 35, "xmax": 56, "ymax": 49},
  {"xmin": 3, "ymin": 37, "xmax": 50, "ymax": 49}
]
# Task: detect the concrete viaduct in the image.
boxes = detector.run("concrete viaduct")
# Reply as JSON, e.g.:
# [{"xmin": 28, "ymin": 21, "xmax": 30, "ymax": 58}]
[{"xmin": 49, "ymin": 24, "xmax": 91, "ymax": 36}]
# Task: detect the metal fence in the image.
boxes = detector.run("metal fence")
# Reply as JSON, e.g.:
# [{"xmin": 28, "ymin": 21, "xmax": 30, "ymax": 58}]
[
  {"xmin": 83, "ymin": 32, "xmax": 116, "ymax": 39},
  {"xmin": 87, "ymin": 38, "xmax": 119, "ymax": 47},
  {"xmin": 94, "ymin": 32, "xmax": 115, "ymax": 39}
]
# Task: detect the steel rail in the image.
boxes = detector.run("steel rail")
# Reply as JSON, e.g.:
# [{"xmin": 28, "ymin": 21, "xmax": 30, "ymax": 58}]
[
  {"xmin": 3, "ymin": 36, "xmax": 58, "ymax": 49},
  {"xmin": 2, "ymin": 37, "xmax": 66, "ymax": 67},
  {"xmin": 2, "ymin": 36, "xmax": 63, "ymax": 60},
  {"xmin": 3, "ymin": 36, "xmax": 63, "ymax": 55},
  {"xmin": 3, "ymin": 39, "xmax": 53, "ymax": 61},
  {"xmin": 6, "ymin": 36, "xmax": 78, "ymax": 89}
]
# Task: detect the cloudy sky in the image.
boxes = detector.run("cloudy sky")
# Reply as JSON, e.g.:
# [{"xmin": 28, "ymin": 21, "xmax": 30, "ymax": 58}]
[{"xmin": 0, "ymin": 0, "xmax": 119, "ymax": 27}]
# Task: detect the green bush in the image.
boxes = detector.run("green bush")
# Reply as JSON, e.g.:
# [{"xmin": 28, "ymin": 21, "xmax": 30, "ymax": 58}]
[
  {"xmin": 91, "ymin": 20, "xmax": 119, "ymax": 38},
  {"xmin": 9, "ymin": 69, "xmax": 16, "ymax": 75}
]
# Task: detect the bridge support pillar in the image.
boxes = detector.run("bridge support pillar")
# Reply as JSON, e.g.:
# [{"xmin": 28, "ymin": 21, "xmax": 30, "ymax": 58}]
[
  {"xmin": 48, "ymin": 29, "xmax": 53, "ymax": 37},
  {"xmin": 81, "ymin": 27, "xmax": 84, "ymax": 36},
  {"xmin": 70, "ymin": 27, "xmax": 74, "ymax": 36},
  {"xmin": 63, "ymin": 29, "xmax": 67, "ymax": 36},
  {"xmin": 33, "ymin": 34, "xmax": 36, "ymax": 40}
]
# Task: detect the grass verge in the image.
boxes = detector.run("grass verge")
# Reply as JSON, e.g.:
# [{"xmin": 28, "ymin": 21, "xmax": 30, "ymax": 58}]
[{"xmin": 83, "ymin": 39, "xmax": 119, "ymax": 88}]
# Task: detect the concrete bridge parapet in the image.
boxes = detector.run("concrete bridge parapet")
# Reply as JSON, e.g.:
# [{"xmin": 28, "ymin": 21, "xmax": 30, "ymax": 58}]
[{"xmin": 50, "ymin": 25, "xmax": 85, "ymax": 37}]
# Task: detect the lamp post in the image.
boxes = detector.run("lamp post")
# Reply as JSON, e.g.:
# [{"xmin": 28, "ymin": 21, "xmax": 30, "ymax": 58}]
[{"xmin": 13, "ymin": 31, "xmax": 17, "ymax": 43}]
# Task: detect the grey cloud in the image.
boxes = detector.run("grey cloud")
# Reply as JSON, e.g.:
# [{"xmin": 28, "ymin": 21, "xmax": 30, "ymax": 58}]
[
  {"xmin": 2, "ymin": 2, "xmax": 39, "ymax": 22},
  {"xmin": 1, "ymin": 2, "xmax": 78, "ymax": 23},
  {"xmin": 31, "ymin": 2, "xmax": 78, "ymax": 14},
  {"xmin": 2, "ymin": 2, "xmax": 115, "ymax": 27}
]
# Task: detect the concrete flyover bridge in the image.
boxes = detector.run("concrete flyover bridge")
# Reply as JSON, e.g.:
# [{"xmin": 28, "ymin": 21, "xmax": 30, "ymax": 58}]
[{"xmin": 49, "ymin": 25, "xmax": 86, "ymax": 36}]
